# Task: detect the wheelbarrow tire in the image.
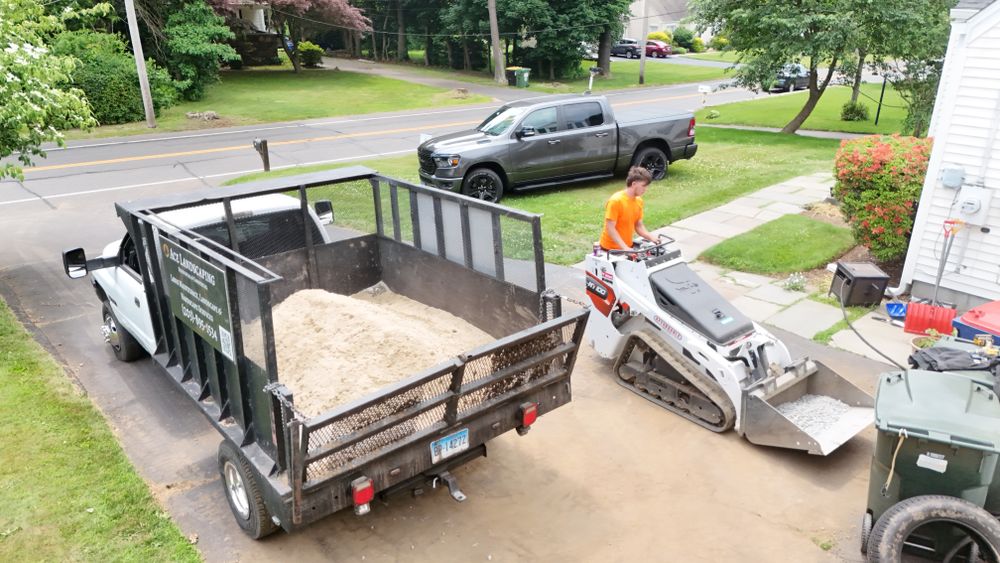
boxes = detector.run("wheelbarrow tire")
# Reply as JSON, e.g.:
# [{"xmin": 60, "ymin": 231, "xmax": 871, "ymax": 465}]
[
  {"xmin": 860, "ymin": 511, "xmax": 872, "ymax": 554},
  {"xmin": 218, "ymin": 440, "xmax": 279, "ymax": 539},
  {"xmin": 866, "ymin": 495, "xmax": 1000, "ymax": 563}
]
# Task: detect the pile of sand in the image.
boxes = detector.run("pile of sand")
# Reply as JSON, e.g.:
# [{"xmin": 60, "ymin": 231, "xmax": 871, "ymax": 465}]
[{"xmin": 271, "ymin": 284, "xmax": 493, "ymax": 417}]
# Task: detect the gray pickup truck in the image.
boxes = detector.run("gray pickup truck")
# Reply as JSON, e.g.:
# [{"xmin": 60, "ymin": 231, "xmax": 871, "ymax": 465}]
[{"xmin": 417, "ymin": 94, "xmax": 697, "ymax": 202}]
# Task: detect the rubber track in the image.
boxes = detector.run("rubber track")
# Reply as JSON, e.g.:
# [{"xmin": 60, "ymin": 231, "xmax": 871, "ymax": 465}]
[{"xmin": 613, "ymin": 328, "xmax": 736, "ymax": 433}]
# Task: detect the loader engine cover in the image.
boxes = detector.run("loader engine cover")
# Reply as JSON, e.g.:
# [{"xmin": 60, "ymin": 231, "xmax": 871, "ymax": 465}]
[{"xmin": 649, "ymin": 263, "xmax": 753, "ymax": 345}]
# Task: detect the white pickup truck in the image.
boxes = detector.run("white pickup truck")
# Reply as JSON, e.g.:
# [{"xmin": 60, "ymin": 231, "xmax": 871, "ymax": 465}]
[{"xmin": 81, "ymin": 194, "xmax": 332, "ymax": 362}]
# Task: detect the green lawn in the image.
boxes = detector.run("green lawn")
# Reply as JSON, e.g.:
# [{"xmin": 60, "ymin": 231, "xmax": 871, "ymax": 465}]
[
  {"xmin": 700, "ymin": 215, "xmax": 854, "ymax": 274},
  {"xmin": 65, "ymin": 70, "xmax": 490, "ymax": 140},
  {"xmin": 380, "ymin": 58, "xmax": 729, "ymax": 94},
  {"xmin": 699, "ymin": 83, "xmax": 908, "ymax": 134},
  {"xmin": 684, "ymin": 51, "xmax": 741, "ymax": 64},
  {"xmin": 228, "ymin": 127, "xmax": 839, "ymax": 265},
  {"xmin": 0, "ymin": 298, "xmax": 200, "ymax": 562}
]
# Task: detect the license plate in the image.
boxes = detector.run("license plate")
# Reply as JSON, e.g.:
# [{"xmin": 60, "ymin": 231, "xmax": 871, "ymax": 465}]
[{"xmin": 430, "ymin": 428, "xmax": 469, "ymax": 464}]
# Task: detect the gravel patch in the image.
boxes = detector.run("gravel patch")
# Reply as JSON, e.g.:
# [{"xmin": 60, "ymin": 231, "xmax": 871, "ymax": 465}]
[{"xmin": 775, "ymin": 394, "xmax": 851, "ymax": 437}]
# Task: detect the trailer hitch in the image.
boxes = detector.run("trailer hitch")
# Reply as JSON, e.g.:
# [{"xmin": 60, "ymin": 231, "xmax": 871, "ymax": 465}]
[{"xmin": 431, "ymin": 471, "xmax": 467, "ymax": 502}]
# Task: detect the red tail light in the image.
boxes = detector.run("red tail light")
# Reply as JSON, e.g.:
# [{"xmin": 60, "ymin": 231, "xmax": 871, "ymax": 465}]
[
  {"xmin": 520, "ymin": 402, "xmax": 538, "ymax": 427},
  {"xmin": 688, "ymin": 117, "xmax": 696, "ymax": 137},
  {"xmin": 351, "ymin": 476, "xmax": 374, "ymax": 515}
]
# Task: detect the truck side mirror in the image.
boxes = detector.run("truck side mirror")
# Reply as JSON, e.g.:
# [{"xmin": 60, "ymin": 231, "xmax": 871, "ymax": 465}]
[
  {"xmin": 518, "ymin": 126, "xmax": 537, "ymax": 138},
  {"xmin": 63, "ymin": 248, "xmax": 88, "ymax": 279},
  {"xmin": 314, "ymin": 200, "xmax": 334, "ymax": 225}
]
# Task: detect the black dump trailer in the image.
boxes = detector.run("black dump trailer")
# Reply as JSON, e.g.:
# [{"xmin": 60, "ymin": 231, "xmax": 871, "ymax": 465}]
[{"xmin": 68, "ymin": 166, "xmax": 587, "ymax": 538}]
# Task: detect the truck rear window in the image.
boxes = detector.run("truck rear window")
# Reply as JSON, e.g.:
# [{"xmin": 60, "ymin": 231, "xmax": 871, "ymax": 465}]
[{"xmin": 192, "ymin": 209, "xmax": 324, "ymax": 259}]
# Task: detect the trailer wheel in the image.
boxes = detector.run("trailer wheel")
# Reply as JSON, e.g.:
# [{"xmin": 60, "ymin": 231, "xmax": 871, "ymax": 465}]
[
  {"xmin": 218, "ymin": 441, "xmax": 279, "ymax": 539},
  {"xmin": 631, "ymin": 147, "xmax": 668, "ymax": 181},
  {"xmin": 866, "ymin": 495, "xmax": 1000, "ymax": 563},
  {"xmin": 101, "ymin": 302, "xmax": 143, "ymax": 362}
]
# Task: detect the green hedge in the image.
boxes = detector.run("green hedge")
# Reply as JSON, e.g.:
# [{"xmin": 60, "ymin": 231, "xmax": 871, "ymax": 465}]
[{"xmin": 298, "ymin": 41, "xmax": 324, "ymax": 67}]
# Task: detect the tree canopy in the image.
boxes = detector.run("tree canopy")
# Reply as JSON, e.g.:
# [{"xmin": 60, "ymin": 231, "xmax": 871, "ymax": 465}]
[{"xmin": 0, "ymin": 0, "xmax": 98, "ymax": 179}]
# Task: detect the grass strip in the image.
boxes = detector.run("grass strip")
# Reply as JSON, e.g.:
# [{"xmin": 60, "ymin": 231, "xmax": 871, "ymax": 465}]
[
  {"xmin": 0, "ymin": 297, "xmax": 200, "ymax": 562},
  {"xmin": 700, "ymin": 215, "xmax": 854, "ymax": 275}
]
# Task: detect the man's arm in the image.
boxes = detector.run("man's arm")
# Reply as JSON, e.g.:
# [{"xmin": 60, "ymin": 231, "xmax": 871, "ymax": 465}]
[
  {"xmin": 635, "ymin": 220, "xmax": 657, "ymax": 242},
  {"xmin": 604, "ymin": 219, "xmax": 632, "ymax": 250}
]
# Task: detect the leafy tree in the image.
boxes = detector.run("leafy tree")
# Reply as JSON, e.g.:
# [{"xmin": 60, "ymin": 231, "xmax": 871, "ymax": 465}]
[
  {"xmin": 692, "ymin": 0, "xmax": 855, "ymax": 133},
  {"xmin": 53, "ymin": 29, "xmax": 179, "ymax": 124},
  {"xmin": 0, "ymin": 0, "xmax": 97, "ymax": 179},
  {"xmin": 671, "ymin": 26, "xmax": 694, "ymax": 50},
  {"xmin": 165, "ymin": 2, "xmax": 239, "ymax": 100}
]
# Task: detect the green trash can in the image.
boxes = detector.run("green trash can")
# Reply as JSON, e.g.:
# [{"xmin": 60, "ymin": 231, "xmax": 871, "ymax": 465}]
[
  {"xmin": 515, "ymin": 68, "xmax": 530, "ymax": 88},
  {"xmin": 862, "ymin": 351, "xmax": 1000, "ymax": 557},
  {"xmin": 504, "ymin": 66, "xmax": 521, "ymax": 87}
]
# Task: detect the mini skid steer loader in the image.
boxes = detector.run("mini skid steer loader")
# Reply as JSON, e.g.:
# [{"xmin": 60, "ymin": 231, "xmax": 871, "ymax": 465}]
[{"xmin": 585, "ymin": 236, "xmax": 874, "ymax": 455}]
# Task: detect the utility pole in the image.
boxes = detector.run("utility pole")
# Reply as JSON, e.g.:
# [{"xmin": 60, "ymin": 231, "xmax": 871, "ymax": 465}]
[
  {"xmin": 123, "ymin": 0, "xmax": 156, "ymax": 128},
  {"xmin": 638, "ymin": 0, "xmax": 649, "ymax": 85},
  {"xmin": 487, "ymin": 0, "xmax": 505, "ymax": 84}
]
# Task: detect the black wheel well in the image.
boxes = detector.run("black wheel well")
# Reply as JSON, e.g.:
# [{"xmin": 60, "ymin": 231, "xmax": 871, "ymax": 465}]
[
  {"xmin": 93, "ymin": 281, "xmax": 108, "ymax": 304},
  {"xmin": 633, "ymin": 139, "xmax": 673, "ymax": 163},
  {"xmin": 464, "ymin": 163, "xmax": 509, "ymax": 189}
]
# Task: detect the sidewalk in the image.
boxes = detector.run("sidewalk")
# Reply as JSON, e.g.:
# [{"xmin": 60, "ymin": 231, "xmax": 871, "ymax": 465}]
[{"xmin": 564, "ymin": 171, "xmax": 912, "ymax": 367}]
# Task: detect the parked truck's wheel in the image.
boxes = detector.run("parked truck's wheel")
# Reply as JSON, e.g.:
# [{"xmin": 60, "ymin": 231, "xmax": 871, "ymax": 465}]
[
  {"xmin": 631, "ymin": 147, "xmax": 668, "ymax": 181},
  {"xmin": 101, "ymin": 302, "xmax": 143, "ymax": 362},
  {"xmin": 462, "ymin": 168, "xmax": 504, "ymax": 202},
  {"xmin": 866, "ymin": 495, "xmax": 1000, "ymax": 563},
  {"xmin": 218, "ymin": 440, "xmax": 279, "ymax": 539}
]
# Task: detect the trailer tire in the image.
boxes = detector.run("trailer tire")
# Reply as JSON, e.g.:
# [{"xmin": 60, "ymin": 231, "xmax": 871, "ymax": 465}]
[
  {"xmin": 102, "ymin": 302, "xmax": 143, "ymax": 362},
  {"xmin": 218, "ymin": 440, "xmax": 279, "ymax": 539},
  {"xmin": 866, "ymin": 495, "xmax": 1000, "ymax": 563},
  {"xmin": 631, "ymin": 146, "xmax": 668, "ymax": 181}
]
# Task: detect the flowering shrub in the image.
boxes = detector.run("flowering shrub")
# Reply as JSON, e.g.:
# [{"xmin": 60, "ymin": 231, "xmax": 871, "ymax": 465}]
[{"xmin": 832, "ymin": 135, "xmax": 932, "ymax": 261}]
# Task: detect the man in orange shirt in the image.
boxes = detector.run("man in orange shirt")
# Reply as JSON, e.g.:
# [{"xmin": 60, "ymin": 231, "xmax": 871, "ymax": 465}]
[{"xmin": 599, "ymin": 166, "xmax": 658, "ymax": 250}]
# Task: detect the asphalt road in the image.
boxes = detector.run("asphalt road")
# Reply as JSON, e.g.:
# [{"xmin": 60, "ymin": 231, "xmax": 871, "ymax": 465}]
[{"xmin": 0, "ymin": 80, "xmax": 886, "ymax": 561}]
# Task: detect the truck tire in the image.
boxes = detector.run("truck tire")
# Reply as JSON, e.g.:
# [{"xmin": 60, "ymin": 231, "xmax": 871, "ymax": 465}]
[
  {"xmin": 866, "ymin": 495, "xmax": 1000, "ymax": 563},
  {"xmin": 462, "ymin": 167, "xmax": 505, "ymax": 202},
  {"xmin": 218, "ymin": 440, "xmax": 279, "ymax": 539},
  {"xmin": 102, "ymin": 302, "xmax": 143, "ymax": 362},
  {"xmin": 631, "ymin": 146, "xmax": 668, "ymax": 181}
]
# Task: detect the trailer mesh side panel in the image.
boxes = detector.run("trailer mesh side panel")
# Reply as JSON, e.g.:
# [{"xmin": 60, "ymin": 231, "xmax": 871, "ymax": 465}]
[
  {"xmin": 302, "ymin": 321, "xmax": 580, "ymax": 482},
  {"xmin": 303, "ymin": 370, "xmax": 456, "ymax": 481}
]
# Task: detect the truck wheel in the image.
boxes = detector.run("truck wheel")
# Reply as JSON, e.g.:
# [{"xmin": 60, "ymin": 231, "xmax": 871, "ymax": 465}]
[
  {"xmin": 218, "ymin": 440, "xmax": 279, "ymax": 539},
  {"xmin": 101, "ymin": 302, "xmax": 143, "ymax": 362},
  {"xmin": 866, "ymin": 495, "xmax": 1000, "ymax": 563},
  {"xmin": 462, "ymin": 168, "xmax": 504, "ymax": 202},
  {"xmin": 631, "ymin": 147, "xmax": 668, "ymax": 181}
]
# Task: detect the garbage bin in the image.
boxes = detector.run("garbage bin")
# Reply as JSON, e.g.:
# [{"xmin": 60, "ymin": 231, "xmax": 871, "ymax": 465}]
[
  {"xmin": 861, "ymin": 361, "xmax": 1000, "ymax": 556},
  {"xmin": 505, "ymin": 66, "xmax": 521, "ymax": 87},
  {"xmin": 515, "ymin": 68, "xmax": 531, "ymax": 88}
]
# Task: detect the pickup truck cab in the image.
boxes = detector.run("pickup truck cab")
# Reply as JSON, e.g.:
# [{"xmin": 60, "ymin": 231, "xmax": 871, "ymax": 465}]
[
  {"xmin": 83, "ymin": 194, "xmax": 331, "ymax": 362},
  {"xmin": 417, "ymin": 94, "xmax": 697, "ymax": 202}
]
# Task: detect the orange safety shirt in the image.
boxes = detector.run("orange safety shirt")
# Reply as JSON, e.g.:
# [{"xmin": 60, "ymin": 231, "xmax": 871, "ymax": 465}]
[{"xmin": 599, "ymin": 190, "xmax": 644, "ymax": 250}]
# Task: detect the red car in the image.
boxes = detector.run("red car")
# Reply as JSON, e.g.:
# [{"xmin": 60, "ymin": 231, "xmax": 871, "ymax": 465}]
[{"xmin": 646, "ymin": 40, "xmax": 672, "ymax": 58}]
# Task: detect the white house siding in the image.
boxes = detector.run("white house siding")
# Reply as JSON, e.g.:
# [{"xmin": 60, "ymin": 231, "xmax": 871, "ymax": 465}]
[{"xmin": 902, "ymin": 3, "xmax": 1000, "ymax": 307}]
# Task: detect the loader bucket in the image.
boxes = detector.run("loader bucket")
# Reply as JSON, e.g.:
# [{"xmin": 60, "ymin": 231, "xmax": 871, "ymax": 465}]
[{"xmin": 740, "ymin": 360, "xmax": 874, "ymax": 455}]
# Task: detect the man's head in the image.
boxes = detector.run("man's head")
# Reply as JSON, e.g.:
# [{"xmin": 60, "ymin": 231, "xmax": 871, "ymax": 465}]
[{"xmin": 625, "ymin": 166, "xmax": 652, "ymax": 196}]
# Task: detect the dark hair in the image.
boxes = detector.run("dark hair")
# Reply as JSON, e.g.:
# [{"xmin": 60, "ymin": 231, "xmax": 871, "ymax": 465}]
[{"xmin": 626, "ymin": 166, "xmax": 653, "ymax": 187}]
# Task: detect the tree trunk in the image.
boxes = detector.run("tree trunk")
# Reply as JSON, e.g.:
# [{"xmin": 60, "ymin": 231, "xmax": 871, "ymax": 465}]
[
  {"xmin": 396, "ymin": 0, "xmax": 407, "ymax": 61},
  {"xmin": 446, "ymin": 40, "xmax": 453, "ymax": 68},
  {"xmin": 598, "ymin": 27, "xmax": 612, "ymax": 78},
  {"xmin": 850, "ymin": 47, "xmax": 866, "ymax": 104},
  {"xmin": 462, "ymin": 41, "xmax": 470, "ymax": 71},
  {"xmin": 487, "ymin": 0, "xmax": 505, "ymax": 83},
  {"xmin": 781, "ymin": 56, "xmax": 839, "ymax": 133},
  {"xmin": 549, "ymin": 59, "xmax": 555, "ymax": 81},
  {"xmin": 424, "ymin": 33, "xmax": 431, "ymax": 66},
  {"xmin": 371, "ymin": 32, "xmax": 378, "ymax": 61},
  {"xmin": 381, "ymin": 15, "xmax": 389, "ymax": 60}
]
